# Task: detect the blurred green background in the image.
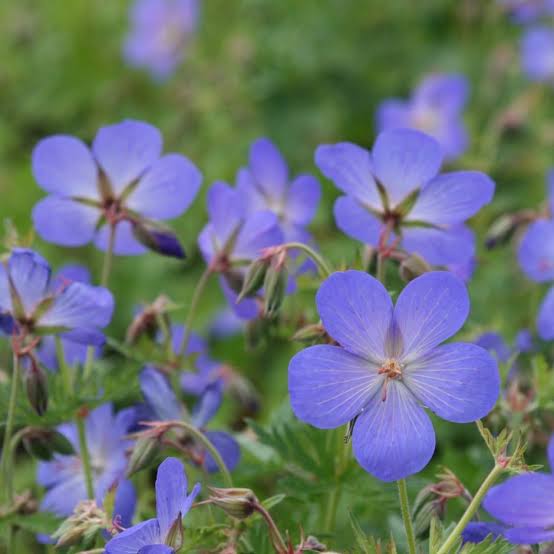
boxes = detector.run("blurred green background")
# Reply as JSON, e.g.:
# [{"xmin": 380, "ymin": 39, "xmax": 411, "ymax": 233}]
[{"xmin": 1, "ymin": 0, "xmax": 554, "ymax": 552}]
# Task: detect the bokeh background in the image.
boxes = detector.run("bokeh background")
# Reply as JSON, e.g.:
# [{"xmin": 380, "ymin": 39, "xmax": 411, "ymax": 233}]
[{"xmin": 1, "ymin": 0, "xmax": 554, "ymax": 552}]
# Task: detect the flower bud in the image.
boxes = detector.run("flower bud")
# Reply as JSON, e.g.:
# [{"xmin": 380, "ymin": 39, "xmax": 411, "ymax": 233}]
[
  {"xmin": 132, "ymin": 220, "xmax": 185, "ymax": 259},
  {"xmin": 263, "ymin": 261, "xmax": 287, "ymax": 318},
  {"xmin": 485, "ymin": 214, "xmax": 518, "ymax": 249},
  {"xmin": 25, "ymin": 359, "xmax": 48, "ymax": 416},
  {"xmin": 125, "ymin": 295, "xmax": 171, "ymax": 344},
  {"xmin": 209, "ymin": 487, "xmax": 258, "ymax": 520},
  {"xmin": 165, "ymin": 513, "xmax": 184, "ymax": 551},
  {"xmin": 399, "ymin": 253, "xmax": 431, "ymax": 282},
  {"xmin": 291, "ymin": 323, "xmax": 326, "ymax": 343},
  {"xmin": 127, "ymin": 436, "xmax": 160, "ymax": 477},
  {"xmin": 237, "ymin": 258, "xmax": 269, "ymax": 302},
  {"xmin": 22, "ymin": 428, "xmax": 75, "ymax": 461},
  {"xmin": 52, "ymin": 500, "xmax": 107, "ymax": 547}
]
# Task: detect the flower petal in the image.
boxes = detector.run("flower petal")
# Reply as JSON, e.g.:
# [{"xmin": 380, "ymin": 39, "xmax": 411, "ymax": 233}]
[
  {"xmin": 137, "ymin": 546, "xmax": 174, "ymax": 554},
  {"xmin": 203, "ymin": 431, "xmax": 241, "ymax": 473},
  {"xmin": 403, "ymin": 343, "xmax": 500, "ymax": 423},
  {"xmin": 32, "ymin": 135, "xmax": 99, "ymax": 198},
  {"xmin": 206, "ymin": 181, "xmax": 245, "ymax": 244},
  {"xmin": 393, "ymin": 271, "xmax": 469, "ymax": 362},
  {"xmin": 139, "ymin": 367, "xmax": 182, "ymax": 421},
  {"xmin": 537, "ymin": 285, "xmax": 554, "ymax": 340},
  {"xmin": 484, "ymin": 473, "xmax": 554, "ymax": 528},
  {"xmin": 219, "ymin": 276, "xmax": 259, "ymax": 320},
  {"xmin": 105, "ymin": 519, "xmax": 161, "ymax": 554},
  {"xmin": 401, "ymin": 224, "xmax": 475, "ymax": 266},
  {"xmin": 113, "ymin": 479, "xmax": 137, "ymax": 528},
  {"xmin": 94, "ymin": 221, "xmax": 148, "ymax": 256},
  {"xmin": 92, "ymin": 120, "xmax": 162, "ymax": 195},
  {"xmin": 40, "ymin": 281, "xmax": 114, "ymax": 330},
  {"xmin": 372, "ymin": 129, "xmax": 443, "ymax": 207},
  {"xmin": 314, "ymin": 142, "xmax": 381, "ymax": 209},
  {"xmin": 406, "ymin": 171, "xmax": 495, "ymax": 225},
  {"xmin": 9, "ymin": 249, "xmax": 51, "ymax": 315},
  {"xmin": 548, "ymin": 434, "xmax": 554, "ymax": 472},
  {"xmin": 192, "ymin": 382, "xmax": 223, "ymax": 427},
  {"xmin": 155, "ymin": 457, "xmax": 188, "ymax": 539},
  {"xmin": 375, "ymin": 99, "xmax": 411, "ymax": 133},
  {"xmin": 316, "ymin": 270, "xmax": 393, "ymax": 361},
  {"xmin": 352, "ymin": 382, "xmax": 436, "ymax": 482},
  {"xmin": 518, "ymin": 220, "xmax": 554, "ymax": 282},
  {"xmin": 505, "ymin": 526, "xmax": 554, "ymax": 545},
  {"xmin": 288, "ymin": 344, "xmax": 382, "ymax": 429},
  {"xmin": 461, "ymin": 522, "xmax": 505, "ymax": 544},
  {"xmin": 233, "ymin": 211, "xmax": 283, "ymax": 261},
  {"xmin": 126, "ymin": 154, "xmax": 202, "ymax": 219},
  {"xmin": 40, "ymin": 474, "xmax": 87, "ymax": 517},
  {"xmin": 249, "ymin": 138, "xmax": 289, "ymax": 198},
  {"xmin": 33, "ymin": 196, "xmax": 99, "ymax": 247},
  {"xmin": 333, "ymin": 196, "xmax": 381, "ymax": 246},
  {"xmin": 286, "ymin": 175, "xmax": 321, "ymax": 225}
]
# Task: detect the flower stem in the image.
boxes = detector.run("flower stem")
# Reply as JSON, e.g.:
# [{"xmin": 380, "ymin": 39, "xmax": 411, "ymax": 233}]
[
  {"xmin": 100, "ymin": 224, "xmax": 116, "ymax": 288},
  {"xmin": 82, "ymin": 346, "xmax": 95, "ymax": 381},
  {"xmin": 177, "ymin": 267, "xmax": 213, "ymax": 357},
  {"xmin": 376, "ymin": 253, "xmax": 386, "ymax": 284},
  {"xmin": 76, "ymin": 414, "xmax": 95, "ymax": 499},
  {"xmin": 167, "ymin": 420, "xmax": 233, "ymax": 487},
  {"xmin": 397, "ymin": 479, "xmax": 417, "ymax": 554},
  {"xmin": 1, "ymin": 352, "xmax": 20, "ymax": 503},
  {"xmin": 55, "ymin": 336, "xmax": 72, "ymax": 395},
  {"xmin": 435, "ymin": 464, "xmax": 505, "ymax": 554},
  {"xmin": 282, "ymin": 242, "xmax": 333, "ymax": 278}
]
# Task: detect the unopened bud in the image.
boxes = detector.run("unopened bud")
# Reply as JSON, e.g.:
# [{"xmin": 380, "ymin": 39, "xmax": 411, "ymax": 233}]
[
  {"xmin": 25, "ymin": 359, "xmax": 48, "ymax": 416},
  {"xmin": 237, "ymin": 259, "xmax": 269, "ymax": 302},
  {"xmin": 127, "ymin": 436, "xmax": 160, "ymax": 477},
  {"xmin": 132, "ymin": 220, "xmax": 185, "ymax": 259},
  {"xmin": 52, "ymin": 500, "xmax": 107, "ymax": 547},
  {"xmin": 209, "ymin": 487, "xmax": 258, "ymax": 520},
  {"xmin": 291, "ymin": 323, "xmax": 326, "ymax": 343},
  {"xmin": 298, "ymin": 536, "xmax": 327, "ymax": 552},
  {"xmin": 126, "ymin": 295, "xmax": 171, "ymax": 344},
  {"xmin": 263, "ymin": 261, "xmax": 287, "ymax": 318},
  {"xmin": 485, "ymin": 214, "xmax": 518, "ymax": 249},
  {"xmin": 166, "ymin": 513, "xmax": 184, "ymax": 551},
  {"xmin": 22, "ymin": 428, "xmax": 75, "ymax": 461},
  {"xmin": 399, "ymin": 253, "xmax": 431, "ymax": 282},
  {"xmin": 414, "ymin": 499, "xmax": 442, "ymax": 536}
]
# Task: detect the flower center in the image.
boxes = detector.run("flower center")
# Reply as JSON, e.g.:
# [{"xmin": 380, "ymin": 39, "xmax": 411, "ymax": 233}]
[{"xmin": 378, "ymin": 358, "xmax": 403, "ymax": 401}]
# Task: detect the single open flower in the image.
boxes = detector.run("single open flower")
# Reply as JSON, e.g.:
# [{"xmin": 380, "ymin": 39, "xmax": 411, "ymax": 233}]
[
  {"xmin": 32, "ymin": 119, "xmax": 202, "ymax": 258},
  {"xmin": 521, "ymin": 26, "xmax": 554, "ymax": 83},
  {"xmin": 288, "ymin": 270, "xmax": 499, "ymax": 481}
]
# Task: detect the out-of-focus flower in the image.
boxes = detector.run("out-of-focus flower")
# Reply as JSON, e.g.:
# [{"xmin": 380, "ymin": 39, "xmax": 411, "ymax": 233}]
[
  {"xmin": 499, "ymin": 0, "xmax": 554, "ymax": 24},
  {"xmin": 461, "ymin": 521, "xmax": 506, "ymax": 544},
  {"xmin": 288, "ymin": 270, "xmax": 499, "ymax": 481},
  {"xmin": 376, "ymin": 74, "xmax": 469, "ymax": 161},
  {"xmin": 209, "ymin": 307, "xmax": 245, "ymax": 338},
  {"xmin": 236, "ymin": 137, "xmax": 321, "ymax": 244},
  {"xmin": 37, "ymin": 404, "xmax": 136, "ymax": 519},
  {"xmin": 521, "ymin": 26, "xmax": 554, "ymax": 83},
  {"xmin": 32, "ymin": 119, "xmax": 202, "ymax": 258},
  {"xmin": 198, "ymin": 181, "xmax": 283, "ymax": 319},
  {"xmin": 124, "ymin": 0, "xmax": 199, "ymax": 80},
  {"xmin": 316, "ymin": 129, "xmax": 494, "ymax": 268},
  {"xmin": 105, "ymin": 457, "xmax": 200, "ymax": 553},
  {"xmin": 483, "ymin": 435, "xmax": 554, "ymax": 544},
  {"xmin": 0, "ymin": 249, "xmax": 113, "ymax": 347}
]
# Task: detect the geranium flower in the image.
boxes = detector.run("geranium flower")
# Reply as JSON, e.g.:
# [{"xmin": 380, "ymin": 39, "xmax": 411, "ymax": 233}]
[
  {"xmin": 288, "ymin": 270, "xmax": 499, "ymax": 481},
  {"xmin": 521, "ymin": 26, "xmax": 554, "ymax": 83},
  {"xmin": 32, "ymin": 119, "xmax": 202, "ymax": 258}
]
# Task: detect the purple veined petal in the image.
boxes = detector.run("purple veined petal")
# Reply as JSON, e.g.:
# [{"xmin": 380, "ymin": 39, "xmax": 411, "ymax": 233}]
[
  {"xmin": 413, "ymin": 73, "xmax": 469, "ymax": 114},
  {"xmin": 406, "ymin": 171, "xmax": 495, "ymax": 226},
  {"xmin": 333, "ymin": 196, "xmax": 382, "ymax": 246},
  {"xmin": 37, "ymin": 449, "xmax": 79, "ymax": 488},
  {"xmin": 8, "ymin": 249, "xmax": 52, "ymax": 316},
  {"xmin": 84, "ymin": 404, "xmax": 119, "ymax": 459},
  {"xmin": 219, "ymin": 276, "xmax": 258, "ymax": 320},
  {"xmin": 182, "ymin": 481, "xmax": 201, "ymax": 519},
  {"xmin": 548, "ymin": 434, "xmax": 554, "ymax": 472},
  {"xmin": 314, "ymin": 142, "xmax": 382, "ymax": 210},
  {"xmin": 33, "ymin": 196, "xmax": 100, "ymax": 247},
  {"xmin": 60, "ymin": 327, "xmax": 106, "ymax": 346},
  {"xmin": 203, "ymin": 431, "xmax": 240, "ymax": 473},
  {"xmin": 505, "ymin": 526, "xmax": 554, "ymax": 545},
  {"xmin": 393, "ymin": 271, "xmax": 469, "ymax": 362},
  {"xmin": 138, "ymin": 546, "xmax": 174, "ymax": 554},
  {"xmin": 447, "ymin": 256, "xmax": 476, "ymax": 283},
  {"xmin": 40, "ymin": 473, "xmax": 87, "ymax": 517},
  {"xmin": 40, "ymin": 281, "xmax": 114, "ymax": 330},
  {"xmin": 286, "ymin": 174, "xmax": 321, "ymax": 225},
  {"xmin": 197, "ymin": 223, "xmax": 217, "ymax": 263},
  {"xmin": 401, "ymin": 223, "xmax": 475, "ymax": 266},
  {"xmin": 140, "ymin": 367, "xmax": 182, "ymax": 421},
  {"xmin": 474, "ymin": 332, "xmax": 511, "ymax": 363},
  {"xmin": 371, "ymin": 128, "xmax": 443, "ymax": 208},
  {"xmin": 518, "ymin": 220, "xmax": 554, "ymax": 283},
  {"xmin": 484, "ymin": 473, "xmax": 554, "ymax": 528},
  {"xmin": 38, "ymin": 336, "xmax": 101, "ymax": 371},
  {"xmin": 352, "ymin": 381, "xmax": 436, "ymax": 482},
  {"xmin": 375, "ymin": 99, "xmax": 411, "ymax": 133},
  {"xmin": 55, "ymin": 264, "xmax": 92, "ymax": 285},
  {"xmin": 155, "ymin": 457, "xmax": 189, "ymax": 540},
  {"xmin": 235, "ymin": 167, "xmax": 270, "ymax": 216},
  {"xmin": 547, "ymin": 169, "xmax": 554, "ymax": 216},
  {"xmin": 233, "ymin": 211, "xmax": 283, "ymax": 261},
  {"xmin": 288, "ymin": 344, "xmax": 383, "ymax": 429},
  {"xmin": 249, "ymin": 137, "xmax": 289, "ymax": 198},
  {"xmin": 537, "ymin": 285, "xmax": 554, "ymax": 340},
  {"xmin": 403, "ymin": 343, "xmax": 500, "ymax": 423},
  {"xmin": 126, "ymin": 154, "xmax": 202, "ymax": 220},
  {"xmin": 191, "ymin": 382, "xmax": 223, "ymax": 427},
  {"xmin": 92, "ymin": 120, "xmax": 163, "ymax": 196},
  {"xmin": 95, "ymin": 221, "xmax": 148, "ymax": 256},
  {"xmin": 32, "ymin": 135, "xmax": 99, "ymax": 198},
  {"xmin": 316, "ymin": 270, "xmax": 393, "ymax": 361},
  {"xmin": 105, "ymin": 518, "xmax": 162, "ymax": 554},
  {"xmin": 206, "ymin": 181, "xmax": 245, "ymax": 243},
  {"xmin": 521, "ymin": 26, "xmax": 554, "ymax": 82},
  {"xmin": 461, "ymin": 522, "xmax": 505, "ymax": 544}
]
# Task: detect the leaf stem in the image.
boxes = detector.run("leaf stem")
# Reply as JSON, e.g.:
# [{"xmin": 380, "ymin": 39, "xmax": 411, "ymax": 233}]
[
  {"xmin": 397, "ymin": 479, "xmax": 417, "ymax": 554},
  {"xmin": 76, "ymin": 414, "xmax": 95, "ymax": 499}
]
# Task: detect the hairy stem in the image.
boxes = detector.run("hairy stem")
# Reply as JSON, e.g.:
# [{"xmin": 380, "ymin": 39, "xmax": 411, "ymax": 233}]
[
  {"xmin": 282, "ymin": 242, "xmax": 333, "ymax": 278},
  {"xmin": 397, "ymin": 479, "xmax": 417, "ymax": 554},
  {"xmin": 76, "ymin": 415, "xmax": 95, "ymax": 499},
  {"xmin": 101, "ymin": 224, "xmax": 116, "ymax": 288}
]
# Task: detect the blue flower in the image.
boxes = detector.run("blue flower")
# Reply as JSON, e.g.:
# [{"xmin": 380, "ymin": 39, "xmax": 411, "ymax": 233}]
[
  {"xmin": 105, "ymin": 457, "xmax": 200, "ymax": 553},
  {"xmin": 288, "ymin": 270, "xmax": 500, "ymax": 481},
  {"xmin": 521, "ymin": 26, "xmax": 554, "ymax": 83},
  {"xmin": 461, "ymin": 522, "xmax": 506, "ymax": 544},
  {"xmin": 376, "ymin": 73, "xmax": 469, "ymax": 161},
  {"xmin": 0, "ymin": 249, "xmax": 113, "ymax": 346},
  {"xmin": 483, "ymin": 435, "xmax": 554, "ymax": 544},
  {"xmin": 32, "ymin": 119, "xmax": 202, "ymax": 258},
  {"xmin": 123, "ymin": 0, "xmax": 199, "ymax": 80},
  {"xmin": 499, "ymin": 0, "xmax": 554, "ymax": 23},
  {"xmin": 37, "ymin": 404, "xmax": 137, "ymax": 518},
  {"xmin": 315, "ymin": 129, "xmax": 495, "ymax": 267}
]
